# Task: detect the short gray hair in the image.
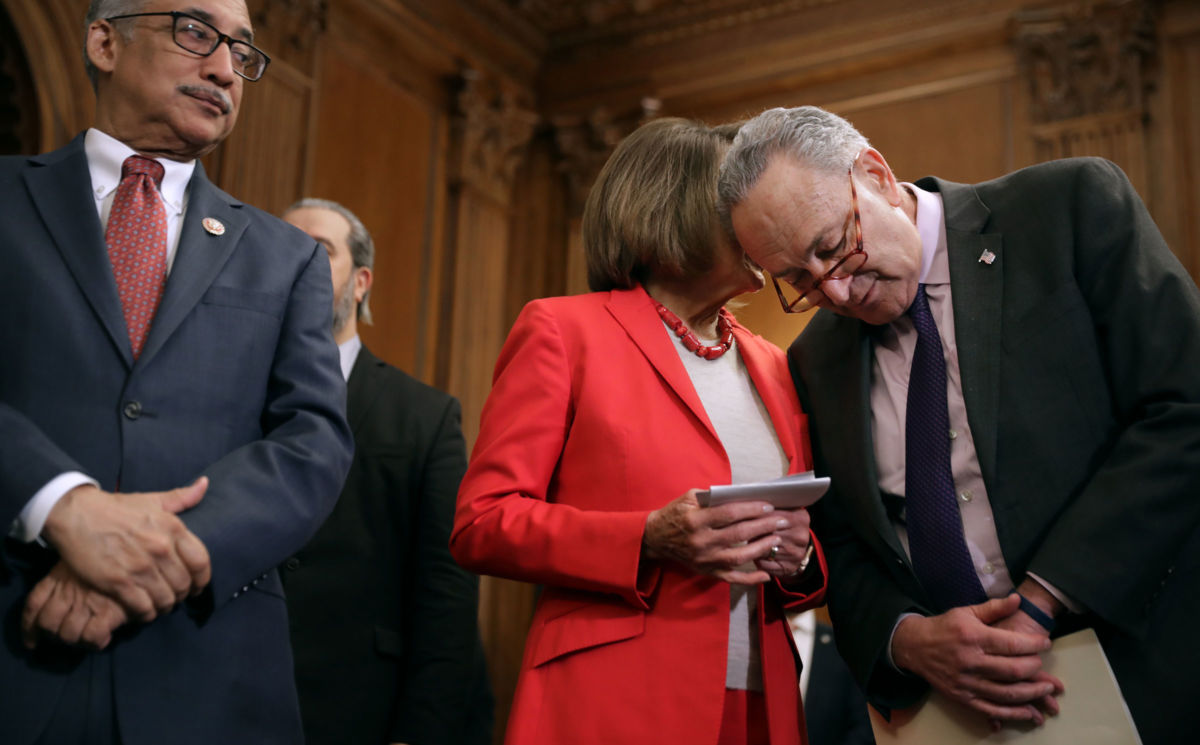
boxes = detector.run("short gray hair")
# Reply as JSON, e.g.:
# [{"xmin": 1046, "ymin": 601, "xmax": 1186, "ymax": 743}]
[
  {"xmin": 717, "ymin": 106, "xmax": 870, "ymax": 235},
  {"xmin": 84, "ymin": 0, "xmax": 147, "ymax": 90},
  {"xmin": 287, "ymin": 198, "xmax": 376, "ymax": 325}
]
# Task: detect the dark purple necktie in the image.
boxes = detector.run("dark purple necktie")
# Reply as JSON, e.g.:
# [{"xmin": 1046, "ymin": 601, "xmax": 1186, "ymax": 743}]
[{"xmin": 904, "ymin": 284, "xmax": 987, "ymax": 612}]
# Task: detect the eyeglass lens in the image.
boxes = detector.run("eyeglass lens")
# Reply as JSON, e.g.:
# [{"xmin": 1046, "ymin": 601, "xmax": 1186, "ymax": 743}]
[{"xmin": 173, "ymin": 14, "xmax": 267, "ymax": 80}]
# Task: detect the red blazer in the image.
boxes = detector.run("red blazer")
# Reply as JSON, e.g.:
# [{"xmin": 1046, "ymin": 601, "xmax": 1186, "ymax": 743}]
[{"xmin": 452, "ymin": 286, "xmax": 827, "ymax": 745}]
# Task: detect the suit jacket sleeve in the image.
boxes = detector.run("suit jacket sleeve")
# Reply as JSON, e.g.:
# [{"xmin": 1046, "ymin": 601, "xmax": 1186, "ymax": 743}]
[
  {"xmin": 450, "ymin": 301, "xmax": 655, "ymax": 610},
  {"xmin": 182, "ymin": 240, "xmax": 353, "ymax": 608},
  {"xmin": 391, "ymin": 396, "xmax": 482, "ymax": 744},
  {"xmin": 0, "ymin": 404, "xmax": 85, "ymax": 526}
]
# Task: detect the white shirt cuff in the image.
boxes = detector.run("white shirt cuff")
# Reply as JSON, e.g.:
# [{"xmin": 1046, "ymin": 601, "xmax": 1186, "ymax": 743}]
[
  {"xmin": 886, "ymin": 611, "xmax": 923, "ymax": 670},
  {"xmin": 8, "ymin": 472, "xmax": 98, "ymax": 543}
]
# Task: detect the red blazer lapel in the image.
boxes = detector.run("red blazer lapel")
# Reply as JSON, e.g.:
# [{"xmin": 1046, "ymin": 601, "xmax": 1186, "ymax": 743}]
[{"xmin": 604, "ymin": 286, "xmax": 719, "ymax": 444}]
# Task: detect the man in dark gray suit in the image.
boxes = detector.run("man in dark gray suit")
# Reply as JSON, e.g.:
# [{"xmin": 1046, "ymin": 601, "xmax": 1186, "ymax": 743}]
[
  {"xmin": 718, "ymin": 105, "xmax": 1199, "ymax": 745},
  {"xmin": 281, "ymin": 199, "xmax": 491, "ymax": 745},
  {"xmin": 0, "ymin": 1, "xmax": 352, "ymax": 743}
]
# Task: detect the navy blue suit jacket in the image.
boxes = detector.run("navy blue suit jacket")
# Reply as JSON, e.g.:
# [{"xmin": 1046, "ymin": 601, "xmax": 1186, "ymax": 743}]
[{"xmin": 0, "ymin": 135, "xmax": 353, "ymax": 745}]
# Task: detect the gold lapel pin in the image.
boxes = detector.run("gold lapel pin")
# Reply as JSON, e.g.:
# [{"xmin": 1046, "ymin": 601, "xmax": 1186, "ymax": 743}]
[
  {"xmin": 202, "ymin": 217, "xmax": 226, "ymax": 236},
  {"xmin": 978, "ymin": 249, "xmax": 996, "ymax": 265}
]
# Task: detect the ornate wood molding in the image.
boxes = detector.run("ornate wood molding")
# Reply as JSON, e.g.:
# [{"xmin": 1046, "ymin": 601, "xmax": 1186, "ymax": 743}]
[
  {"xmin": 551, "ymin": 97, "xmax": 660, "ymax": 215},
  {"xmin": 1012, "ymin": 0, "xmax": 1156, "ymax": 123},
  {"xmin": 506, "ymin": 0, "xmax": 840, "ymax": 48},
  {"xmin": 451, "ymin": 69, "xmax": 539, "ymax": 206},
  {"xmin": 1011, "ymin": 0, "xmax": 1157, "ymax": 194},
  {"xmin": 248, "ymin": 0, "xmax": 327, "ymax": 72},
  {"xmin": 0, "ymin": 1, "xmax": 37, "ymax": 154}
]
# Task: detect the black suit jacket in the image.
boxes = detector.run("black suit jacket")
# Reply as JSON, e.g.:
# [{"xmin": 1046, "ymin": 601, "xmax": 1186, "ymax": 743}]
[
  {"xmin": 281, "ymin": 346, "xmax": 489, "ymax": 745},
  {"xmin": 804, "ymin": 623, "xmax": 874, "ymax": 745},
  {"xmin": 791, "ymin": 158, "xmax": 1200, "ymax": 745},
  {"xmin": 0, "ymin": 135, "xmax": 353, "ymax": 745}
]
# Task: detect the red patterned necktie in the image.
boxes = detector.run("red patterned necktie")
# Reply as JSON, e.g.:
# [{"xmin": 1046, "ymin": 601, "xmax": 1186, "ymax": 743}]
[{"xmin": 106, "ymin": 155, "xmax": 167, "ymax": 359}]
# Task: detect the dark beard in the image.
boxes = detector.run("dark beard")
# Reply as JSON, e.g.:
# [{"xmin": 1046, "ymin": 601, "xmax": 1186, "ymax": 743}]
[{"xmin": 331, "ymin": 271, "xmax": 356, "ymax": 337}]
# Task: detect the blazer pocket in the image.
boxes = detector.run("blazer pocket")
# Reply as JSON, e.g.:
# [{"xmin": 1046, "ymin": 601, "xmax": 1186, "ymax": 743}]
[
  {"xmin": 530, "ymin": 603, "xmax": 646, "ymax": 669},
  {"xmin": 374, "ymin": 625, "xmax": 405, "ymax": 659},
  {"xmin": 201, "ymin": 285, "xmax": 286, "ymax": 318}
]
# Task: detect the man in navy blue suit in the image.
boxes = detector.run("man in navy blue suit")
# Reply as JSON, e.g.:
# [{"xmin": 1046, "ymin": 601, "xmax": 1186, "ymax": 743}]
[{"xmin": 0, "ymin": 1, "xmax": 352, "ymax": 743}]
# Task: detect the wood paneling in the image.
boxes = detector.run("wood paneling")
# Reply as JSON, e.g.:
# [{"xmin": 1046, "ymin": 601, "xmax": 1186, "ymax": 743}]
[
  {"xmin": 3, "ymin": 0, "xmax": 92, "ymax": 149},
  {"xmin": 504, "ymin": 134, "xmax": 571, "ymax": 327},
  {"xmin": 1154, "ymin": 0, "xmax": 1200, "ymax": 284},
  {"xmin": 207, "ymin": 61, "xmax": 314, "ymax": 217},
  {"xmin": 308, "ymin": 40, "xmax": 442, "ymax": 380}
]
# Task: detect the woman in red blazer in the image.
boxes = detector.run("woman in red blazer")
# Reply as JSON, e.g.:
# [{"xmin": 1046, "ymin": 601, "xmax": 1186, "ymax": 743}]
[{"xmin": 451, "ymin": 118, "xmax": 827, "ymax": 745}]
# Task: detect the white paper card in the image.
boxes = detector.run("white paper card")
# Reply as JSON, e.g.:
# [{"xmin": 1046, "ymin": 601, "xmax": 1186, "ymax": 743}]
[{"xmin": 696, "ymin": 471, "xmax": 829, "ymax": 509}]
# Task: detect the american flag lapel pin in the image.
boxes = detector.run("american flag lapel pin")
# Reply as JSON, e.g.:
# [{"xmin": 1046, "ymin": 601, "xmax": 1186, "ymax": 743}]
[{"xmin": 978, "ymin": 249, "xmax": 996, "ymax": 265}]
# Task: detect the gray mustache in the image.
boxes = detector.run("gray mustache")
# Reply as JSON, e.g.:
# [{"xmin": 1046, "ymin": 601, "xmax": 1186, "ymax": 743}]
[{"xmin": 179, "ymin": 85, "xmax": 231, "ymax": 114}]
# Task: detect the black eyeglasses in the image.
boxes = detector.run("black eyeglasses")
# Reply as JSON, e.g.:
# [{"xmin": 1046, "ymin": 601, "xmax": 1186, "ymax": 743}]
[
  {"xmin": 770, "ymin": 166, "xmax": 868, "ymax": 314},
  {"xmin": 106, "ymin": 11, "xmax": 271, "ymax": 81}
]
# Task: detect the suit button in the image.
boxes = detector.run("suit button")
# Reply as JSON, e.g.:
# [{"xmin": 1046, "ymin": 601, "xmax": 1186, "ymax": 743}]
[
  {"xmin": 123, "ymin": 401, "xmax": 142, "ymax": 419},
  {"xmin": 284, "ymin": 557, "xmax": 300, "ymax": 571}
]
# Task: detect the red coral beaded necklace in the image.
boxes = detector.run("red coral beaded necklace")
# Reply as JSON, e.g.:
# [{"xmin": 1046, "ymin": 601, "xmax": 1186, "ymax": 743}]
[{"xmin": 654, "ymin": 301, "xmax": 735, "ymax": 360}]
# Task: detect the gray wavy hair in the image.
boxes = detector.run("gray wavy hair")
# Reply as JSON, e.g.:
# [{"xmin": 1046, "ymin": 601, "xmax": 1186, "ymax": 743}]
[
  {"xmin": 717, "ymin": 106, "xmax": 870, "ymax": 235},
  {"xmin": 83, "ymin": 0, "xmax": 147, "ymax": 90},
  {"xmin": 287, "ymin": 198, "xmax": 376, "ymax": 325}
]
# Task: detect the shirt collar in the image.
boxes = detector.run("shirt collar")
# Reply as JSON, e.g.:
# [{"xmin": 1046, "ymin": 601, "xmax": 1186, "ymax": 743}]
[
  {"xmin": 338, "ymin": 335, "xmax": 362, "ymax": 382},
  {"xmin": 903, "ymin": 181, "xmax": 949, "ymax": 285},
  {"xmin": 85, "ymin": 128, "xmax": 195, "ymax": 216}
]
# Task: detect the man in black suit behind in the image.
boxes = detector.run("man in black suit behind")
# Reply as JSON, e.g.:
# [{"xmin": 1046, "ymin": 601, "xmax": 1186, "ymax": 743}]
[
  {"xmin": 281, "ymin": 199, "xmax": 492, "ymax": 745},
  {"xmin": 790, "ymin": 611, "xmax": 874, "ymax": 745}
]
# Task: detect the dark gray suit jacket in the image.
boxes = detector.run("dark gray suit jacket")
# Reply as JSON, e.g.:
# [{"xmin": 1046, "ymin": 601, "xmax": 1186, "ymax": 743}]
[
  {"xmin": 282, "ymin": 346, "xmax": 490, "ymax": 745},
  {"xmin": 791, "ymin": 158, "xmax": 1200, "ymax": 745},
  {"xmin": 0, "ymin": 135, "xmax": 353, "ymax": 745},
  {"xmin": 805, "ymin": 622, "xmax": 874, "ymax": 745}
]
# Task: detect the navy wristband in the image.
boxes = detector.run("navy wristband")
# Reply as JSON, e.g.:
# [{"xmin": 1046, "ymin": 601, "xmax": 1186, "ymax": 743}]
[{"xmin": 1017, "ymin": 593, "xmax": 1056, "ymax": 633}]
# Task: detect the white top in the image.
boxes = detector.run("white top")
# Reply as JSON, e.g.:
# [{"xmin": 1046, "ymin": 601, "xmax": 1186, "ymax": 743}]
[{"xmin": 667, "ymin": 320, "xmax": 789, "ymax": 691}]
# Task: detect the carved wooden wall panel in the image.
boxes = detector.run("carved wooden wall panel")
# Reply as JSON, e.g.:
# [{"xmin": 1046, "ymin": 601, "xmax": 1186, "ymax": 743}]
[
  {"xmin": 1012, "ymin": 0, "xmax": 1156, "ymax": 198},
  {"xmin": 0, "ymin": 1, "xmax": 38, "ymax": 154},
  {"xmin": 504, "ymin": 135, "xmax": 571, "ymax": 328},
  {"xmin": 1154, "ymin": 0, "xmax": 1200, "ymax": 283},
  {"xmin": 205, "ymin": 62, "xmax": 314, "ymax": 216},
  {"xmin": 3, "ymin": 0, "xmax": 93, "ymax": 149},
  {"xmin": 308, "ymin": 40, "xmax": 446, "ymax": 381}
]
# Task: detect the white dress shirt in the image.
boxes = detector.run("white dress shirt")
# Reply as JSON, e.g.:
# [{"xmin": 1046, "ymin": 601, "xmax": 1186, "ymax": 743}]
[{"xmin": 338, "ymin": 335, "xmax": 362, "ymax": 383}]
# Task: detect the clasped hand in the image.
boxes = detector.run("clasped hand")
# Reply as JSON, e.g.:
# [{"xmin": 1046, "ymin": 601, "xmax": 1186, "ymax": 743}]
[
  {"xmin": 891, "ymin": 594, "xmax": 1063, "ymax": 728},
  {"xmin": 642, "ymin": 488, "xmax": 811, "ymax": 584},
  {"xmin": 22, "ymin": 478, "xmax": 212, "ymax": 650}
]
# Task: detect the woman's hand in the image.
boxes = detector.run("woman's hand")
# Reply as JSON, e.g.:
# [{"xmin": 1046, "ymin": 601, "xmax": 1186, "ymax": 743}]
[
  {"xmin": 642, "ymin": 489, "xmax": 794, "ymax": 585},
  {"xmin": 753, "ymin": 506, "xmax": 812, "ymax": 578}
]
